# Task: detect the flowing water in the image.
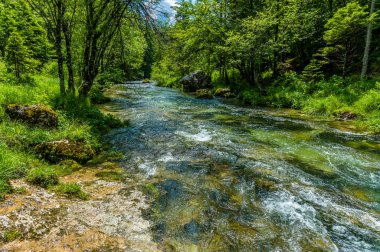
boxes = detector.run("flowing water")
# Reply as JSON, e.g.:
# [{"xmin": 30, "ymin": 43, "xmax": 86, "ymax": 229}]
[{"xmin": 101, "ymin": 83, "xmax": 380, "ymax": 252}]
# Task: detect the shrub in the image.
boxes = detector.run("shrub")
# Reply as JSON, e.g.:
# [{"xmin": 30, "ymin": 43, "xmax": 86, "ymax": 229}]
[
  {"xmin": 354, "ymin": 89, "xmax": 380, "ymax": 115},
  {"xmin": 26, "ymin": 166, "xmax": 59, "ymax": 188},
  {"xmin": 89, "ymin": 84, "xmax": 111, "ymax": 105},
  {"xmin": 97, "ymin": 69, "xmax": 126, "ymax": 85},
  {"xmin": 0, "ymin": 180, "xmax": 13, "ymax": 199},
  {"xmin": 241, "ymin": 89, "xmax": 266, "ymax": 106},
  {"xmin": 52, "ymin": 183, "xmax": 88, "ymax": 200},
  {"xmin": 55, "ymin": 95, "xmax": 125, "ymax": 135},
  {"xmin": 0, "ymin": 57, "xmax": 7, "ymax": 82},
  {"xmin": 303, "ymin": 95, "xmax": 345, "ymax": 116}
]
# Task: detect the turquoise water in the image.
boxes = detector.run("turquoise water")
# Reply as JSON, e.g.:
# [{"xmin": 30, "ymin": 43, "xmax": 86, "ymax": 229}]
[{"xmin": 102, "ymin": 83, "xmax": 380, "ymax": 251}]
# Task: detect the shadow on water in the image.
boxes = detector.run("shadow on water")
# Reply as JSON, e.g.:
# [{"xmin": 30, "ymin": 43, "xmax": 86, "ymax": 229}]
[{"xmin": 102, "ymin": 83, "xmax": 380, "ymax": 251}]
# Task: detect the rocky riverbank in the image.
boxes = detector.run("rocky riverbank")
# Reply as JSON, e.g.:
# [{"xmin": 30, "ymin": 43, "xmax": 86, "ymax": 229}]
[{"xmin": 0, "ymin": 162, "xmax": 159, "ymax": 252}]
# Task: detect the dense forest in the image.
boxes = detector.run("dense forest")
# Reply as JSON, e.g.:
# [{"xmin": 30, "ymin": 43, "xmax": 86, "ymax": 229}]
[
  {"xmin": 153, "ymin": 0, "xmax": 380, "ymax": 133},
  {"xmin": 0, "ymin": 0, "xmax": 154, "ymax": 94}
]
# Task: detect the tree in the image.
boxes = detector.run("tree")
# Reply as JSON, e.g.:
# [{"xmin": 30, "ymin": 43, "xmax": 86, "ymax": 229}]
[
  {"xmin": 26, "ymin": 0, "xmax": 67, "ymax": 95},
  {"xmin": 0, "ymin": 0, "xmax": 50, "ymax": 65},
  {"xmin": 361, "ymin": 0, "xmax": 376, "ymax": 80},
  {"xmin": 5, "ymin": 31, "xmax": 34, "ymax": 79},
  {"xmin": 321, "ymin": 2, "xmax": 369, "ymax": 78}
]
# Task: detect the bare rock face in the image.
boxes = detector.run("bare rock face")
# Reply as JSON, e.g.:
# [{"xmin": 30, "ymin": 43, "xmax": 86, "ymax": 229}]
[
  {"xmin": 36, "ymin": 140, "xmax": 96, "ymax": 164},
  {"xmin": 195, "ymin": 89, "xmax": 213, "ymax": 99},
  {"xmin": 180, "ymin": 71, "xmax": 212, "ymax": 92},
  {"xmin": 5, "ymin": 104, "xmax": 58, "ymax": 128}
]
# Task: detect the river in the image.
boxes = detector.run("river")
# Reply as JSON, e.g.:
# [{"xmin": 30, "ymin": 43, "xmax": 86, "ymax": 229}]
[{"xmin": 101, "ymin": 83, "xmax": 380, "ymax": 252}]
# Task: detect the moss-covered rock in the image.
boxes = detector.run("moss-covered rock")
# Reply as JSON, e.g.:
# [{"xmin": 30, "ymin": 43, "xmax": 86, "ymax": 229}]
[
  {"xmin": 36, "ymin": 140, "xmax": 95, "ymax": 164},
  {"xmin": 195, "ymin": 89, "xmax": 213, "ymax": 99},
  {"xmin": 5, "ymin": 104, "xmax": 58, "ymax": 128},
  {"xmin": 180, "ymin": 71, "xmax": 212, "ymax": 92},
  {"xmin": 214, "ymin": 88, "xmax": 235, "ymax": 98}
]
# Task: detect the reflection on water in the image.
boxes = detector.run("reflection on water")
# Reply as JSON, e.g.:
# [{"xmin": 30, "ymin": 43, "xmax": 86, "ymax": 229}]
[{"xmin": 101, "ymin": 83, "xmax": 380, "ymax": 251}]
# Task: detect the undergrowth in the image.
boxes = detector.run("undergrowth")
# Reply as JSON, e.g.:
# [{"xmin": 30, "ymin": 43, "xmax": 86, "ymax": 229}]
[{"xmin": 0, "ymin": 75, "xmax": 124, "ymax": 198}]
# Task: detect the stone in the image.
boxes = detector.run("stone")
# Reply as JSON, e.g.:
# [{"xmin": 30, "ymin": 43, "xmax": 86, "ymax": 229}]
[
  {"xmin": 333, "ymin": 111, "xmax": 358, "ymax": 121},
  {"xmin": 5, "ymin": 104, "xmax": 58, "ymax": 128},
  {"xmin": 36, "ymin": 140, "xmax": 95, "ymax": 164},
  {"xmin": 180, "ymin": 71, "xmax": 212, "ymax": 92},
  {"xmin": 195, "ymin": 89, "xmax": 213, "ymax": 99},
  {"xmin": 214, "ymin": 88, "xmax": 235, "ymax": 98}
]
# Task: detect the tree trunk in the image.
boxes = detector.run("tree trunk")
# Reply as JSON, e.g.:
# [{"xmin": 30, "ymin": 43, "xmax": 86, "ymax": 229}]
[
  {"xmin": 55, "ymin": 0, "xmax": 65, "ymax": 96},
  {"xmin": 63, "ymin": 21, "xmax": 75, "ymax": 93},
  {"xmin": 361, "ymin": 0, "xmax": 375, "ymax": 80}
]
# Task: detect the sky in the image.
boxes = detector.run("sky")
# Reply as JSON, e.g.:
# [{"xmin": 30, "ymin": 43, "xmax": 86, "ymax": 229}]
[{"xmin": 155, "ymin": 0, "xmax": 178, "ymax": 22}]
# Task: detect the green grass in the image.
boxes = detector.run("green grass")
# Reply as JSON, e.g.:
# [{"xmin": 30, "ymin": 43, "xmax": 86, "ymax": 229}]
[
  {"xmin": 0, "ymin": 74, "xmax": 124, "ymax": 198},
  {"xmin": 26, "ymin": 166, "xmax": 59, "ymax": 188},
  {"xmin": 95, "ymin": 170, "xmax": 124, "ymax": 181},
  {"xmin": 51, "ymin": 183, "xmax": 88, "ymax": 200},
  {"xmin": 238, "ymin": 75, "xmax": 380, "ymax": 134},
  {"xmin": 2, "ymin": 230, "xmax": 21, "ymax": 242}
]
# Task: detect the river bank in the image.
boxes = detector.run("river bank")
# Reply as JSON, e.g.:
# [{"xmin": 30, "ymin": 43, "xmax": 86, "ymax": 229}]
[
  {"xmin": 0, "ymin": 76, "xmax": 152, "ymax": 250},
  {"xmin": 0, "ymin": 160, "xmax": 159, "ymax": 251}
]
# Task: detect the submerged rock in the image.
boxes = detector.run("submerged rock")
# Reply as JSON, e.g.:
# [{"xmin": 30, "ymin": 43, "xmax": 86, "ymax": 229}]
[
  {"xmin": 5, "ymin": 104, "xmax": 58, "ymax": 128},
  {"xmin": 36, "ymin": 140, "xmax": 95, "ymax": 164},
  {"xmin": 214, "ymin": 88, "xmax": 235, "ymax": 98},
  {"xmin": 195, "ymin": 89, "xmax": 213, "ymax": 99},
  {"xmin": 184, "ymin": 219, "xmax": 199, "ymax": 239},
  {"xmin": 180, "ymin": 71, "xmax": 212, "ymax": 92}
]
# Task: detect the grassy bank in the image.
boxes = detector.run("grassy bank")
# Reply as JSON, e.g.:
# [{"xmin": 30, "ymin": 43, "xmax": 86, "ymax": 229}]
[
  {"xmin": 154, "ymin": 72, "xmax": 380, "ymax": 135},
  {"xmin": 236, "ymin": 74, "xmax": 380, "ymax": 134},
  {"xmin": 0, "ymin": 75, "xmax": 123, "ymax": 198}
]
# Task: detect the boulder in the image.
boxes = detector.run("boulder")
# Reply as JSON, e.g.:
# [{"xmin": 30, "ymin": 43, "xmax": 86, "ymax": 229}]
[
  {"xmin": 180, "ymin": 71, "xmax": 212, "ymax": 92},
  {"xmin": 195, "ymin": 89, "xmax": 213, "ymax": 99},
  {"xmin": 36, "ymin": 140, "xmax": 95, "ymax": 164},
  {"xmin": 333, "ymin": 111, "xmax": 358, "ymax": 121},
  {"xmin": 214, "ymin": 88, "xmax": 235, "ymax": 98},
  {"xmin": 5, "ymin": 104, "xmax": 58, "ymax": 128}
]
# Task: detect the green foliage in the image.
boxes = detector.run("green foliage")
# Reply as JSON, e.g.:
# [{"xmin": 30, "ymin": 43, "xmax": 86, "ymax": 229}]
[
  {"xmin": 321, "ymin": 2, "xmax": 369, "ymax": 76},
  {"xmin": 0, "ymin": 0, "xmax": 50, "ymax": 66},
  {"xmin": 0, "ymin": 180, "xmax": 13, "ymax": 199},
  {"xmin": 5, "ymin": 31, "xmax": 37, "ymax": 78},
  {"xmin": 2, "ymin": 230, "xmax": 21, "ymax": 242},
  {"xmin": 0, "ymin": 57, "xmax": 7, "ymax": 82},
  {"xmin": 89, "ymin": 84, "xmax": 111, "ymax": 105},
  {"xmin": 52, "ymin": 183, "xmax": 88, "ymax": 200},
  {"xmin": 56, "ymin": 95, "xmax": 125, "ymax": 135},
  {"xmin": 0, "ymin": 144, "xmax": 29, "ymax": 182},
  {"xmin": 354, "ymin": 89, "xmax": 380, "ymax": 115},
  {"xmin": 26, "ymin": 166, "xmax": 59, "ymax": 188},
  {"xmin": 302, "ymin": 59, "xmax": 325, "ymax": 83},
  {"xmin": 96, "ymin": 69, "xmax": 126, "ymax": 85},
  {"xmin": 303, "ymin": 96, "xmax": 345, "ymax": 116}
]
